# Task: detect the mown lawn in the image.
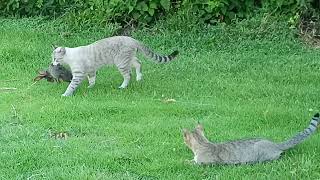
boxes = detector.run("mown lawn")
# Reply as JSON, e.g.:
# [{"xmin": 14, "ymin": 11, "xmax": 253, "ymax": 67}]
[{"xmin": 0, "ymin": 17, "xmax": 320, "ymax": 179}]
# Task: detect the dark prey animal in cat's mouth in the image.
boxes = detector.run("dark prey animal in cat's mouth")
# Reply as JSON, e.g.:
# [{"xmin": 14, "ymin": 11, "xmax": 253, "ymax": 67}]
[{"xmin": 34, "ymin": 64, "xmax": 72, "ymax": 82}]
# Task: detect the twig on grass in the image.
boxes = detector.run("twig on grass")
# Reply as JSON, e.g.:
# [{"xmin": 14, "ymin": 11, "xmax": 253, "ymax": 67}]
[
  {"xmin": 100, "ymin": 137, "xmax": 117, "ymax": 144},
  {"xmin": 11, "ymin": 104, "xmax": 17, "ymax": 118},
  {"xmin": 26, "ymin": 81, "xmax": 38, "ymax": 90},
  {"xmin": 27, "ymin": 173, "xmax": 45, "ymax": 180},
  {"xmin": 0, "ymin": 79, "xmax": 20, "ymax": 82},
  {"xmin": 127, "ymin": 137, "xmax": 141, "ymax": 145},
  {"xmin": 0, "ymin": 87, "xmax": 17, "ymax": 90},
  {"xmin": 155, "ymin": 98, "xmax": 213, "ymax": 106}
]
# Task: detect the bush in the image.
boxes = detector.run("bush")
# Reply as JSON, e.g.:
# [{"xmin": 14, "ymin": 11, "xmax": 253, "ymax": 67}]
[
  {"xmin": 182, "ymin": 0, "xmax": 320, "ymax": 24},
  {"xmin": 0, "ymin": 0, "xmax": 319, "ymax": 29},
  {"xmin": 0, "ymin": 0, "xmax": 177, "ymax": 26}
]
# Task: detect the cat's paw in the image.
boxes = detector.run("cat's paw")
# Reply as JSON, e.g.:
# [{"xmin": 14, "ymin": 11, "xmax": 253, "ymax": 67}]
[
  {"xmin": 118, "ymin": 86, "xmax": 126, "ymax": 89},
  {"xmin": 87, "ymin": 84, "xmax": 95, "ymax": 89},
  {"xmin": 184, "ymin": 159, "xmax": 197, "ymax": 165},
  {"xmin": 61, "ymin": 92, "xmax": 72, "ymax": 97},
  {"xmin": 136, "ymin": 75, "xmax": 142, "ymax": 81}
]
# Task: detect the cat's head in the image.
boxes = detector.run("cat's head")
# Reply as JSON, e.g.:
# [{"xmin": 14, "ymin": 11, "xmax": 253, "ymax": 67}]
[
  {"xmin": 183, "ymin": 123, "xmax": 207, "ymax": 151},
  {"xmin": 49, "ymin": 63, "xmax": 64, "ymax": 71},
  {"xmin": 52, "ymin": 45, "xmax": 66, "ymax": 65}
]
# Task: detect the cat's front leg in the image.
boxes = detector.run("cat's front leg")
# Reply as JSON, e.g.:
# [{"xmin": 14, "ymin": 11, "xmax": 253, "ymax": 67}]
[
  {"xmin": 87, "ymin": 71, "xmax": 96, "ymax": 88},
  {"xmin": 62, "ymin": 72, "xmax": 85, "ymax": 96},
  {"xmin": 184, "ymin": 159, "xmax": 197, "ymax": 165}
]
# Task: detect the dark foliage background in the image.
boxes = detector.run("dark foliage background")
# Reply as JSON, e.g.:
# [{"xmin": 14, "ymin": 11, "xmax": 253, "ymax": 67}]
[{"xmin": 0, "ymin": 0, "xmax": 319, "ymax": 25}]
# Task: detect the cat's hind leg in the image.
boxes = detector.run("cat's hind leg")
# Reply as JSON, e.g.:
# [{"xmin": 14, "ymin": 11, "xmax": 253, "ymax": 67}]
[
  {"xmin": 132, "ymin": 57, "xmax": 142, "ymax": 81},
  {"xmin": 87, "ymin": 71, "xmax": 96, "ymax": 88},
  {"xmin": 117, "ymin": 63, "xmax": 131, "ymax": 89},
  {"xmin": 62, "ymin": 72, "xmax": 85, "ymax": 96}
]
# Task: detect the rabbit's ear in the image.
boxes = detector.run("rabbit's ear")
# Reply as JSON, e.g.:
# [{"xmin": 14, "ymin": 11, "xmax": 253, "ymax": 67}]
[
  {"xmin": 37, "ymin": 70, "xmax": 47, "ymax": 75},
  {"xmin": 34, "ymin": 76, "xmax": 44, "ymax": 81},
  {"xmin": 47, "ymin": 77, "xmax": 55, "ymax": 82}
]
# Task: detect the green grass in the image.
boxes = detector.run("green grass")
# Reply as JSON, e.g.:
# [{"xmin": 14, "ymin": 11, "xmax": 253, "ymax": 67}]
[{"xmin": 1, "ymin": 17, "xmax": 320, "ymax": 179}]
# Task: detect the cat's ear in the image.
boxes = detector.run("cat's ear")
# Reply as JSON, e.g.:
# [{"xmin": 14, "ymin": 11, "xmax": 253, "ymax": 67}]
[
  {"xmin": 52, "ymin": 44, "xmax": 58, "ymax": 50},
  {"xmin": 60, "ymin": 47, "xmax": 66, "ymax": 55},
  {"xmin": 195, "ymin": 123, "xmax": 203, "ymax": 132},
  {"xmin": 55, "ymin": 47, "xmax": 66, "ymax": 55},
  {"xmin": 182, "ymin": 129, "xmax": 190, "ymax": 138},
  {"xmin": 195, "ymin": 123, "xmax": 205, "ymax": 136}
]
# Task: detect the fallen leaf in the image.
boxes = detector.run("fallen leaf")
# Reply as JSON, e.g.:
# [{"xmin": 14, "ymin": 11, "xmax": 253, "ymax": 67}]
[{"xmin": 162, "ymin": 98, "xmax": 176, "ymax": 103}]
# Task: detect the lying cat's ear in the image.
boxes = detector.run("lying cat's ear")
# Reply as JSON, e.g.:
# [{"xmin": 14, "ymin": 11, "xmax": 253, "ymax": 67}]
[
  {"xmin": 195, "ymin": 123, "xmax": 204, "ymax": 136},
  {"xmin": 196, "ymin": 123, "xmax": 203, "ymax": 132},
  {"xmin": 52, "ymin": 44, "xmax": 58, "ymax": 50},
  {"xmin": 182, "ymin": 129, "xmax": 190, "ymax": 138}
]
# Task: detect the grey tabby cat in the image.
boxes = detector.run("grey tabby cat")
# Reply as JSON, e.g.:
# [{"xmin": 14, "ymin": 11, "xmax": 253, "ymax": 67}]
[
  {"xmin": 183, "ymin": 113, "xmax": 319, "ymax": 165},
  {"xmin": 52, "ymin": 36, "xmax": 179, "ymax": 96}
]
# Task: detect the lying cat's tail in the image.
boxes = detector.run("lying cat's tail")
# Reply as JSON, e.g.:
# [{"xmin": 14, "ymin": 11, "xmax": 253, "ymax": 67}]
[
  {"xmin": 278, "ymin": 113, "xmax": 319, "ymax": 151},
  {"xmin": 137, "ymin": 43, "xmax": 179, "ymax": 63}
]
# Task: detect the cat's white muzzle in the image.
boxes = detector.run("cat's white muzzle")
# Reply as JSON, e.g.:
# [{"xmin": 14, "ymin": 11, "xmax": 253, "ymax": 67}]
[{"xmin": 52, "ymin": 61, "xmax": 60, "ymax": 66}]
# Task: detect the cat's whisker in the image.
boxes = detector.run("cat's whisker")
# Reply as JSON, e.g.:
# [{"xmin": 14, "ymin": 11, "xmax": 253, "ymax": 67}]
[
  {"xmin": 26, "ymin": 81, "xmax": 38, "ymax": 90},
  {"xmin": 0, "ymin": 79, "xmax": 20, "ymax": 82},
  {"xmin": 0, "ymin": 87, "xmax": 17, "ymax": 90}
]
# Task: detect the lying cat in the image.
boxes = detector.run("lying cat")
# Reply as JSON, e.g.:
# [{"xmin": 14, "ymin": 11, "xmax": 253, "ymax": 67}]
[
  {"xmin": 52, "ymin": 36, "xmax": 179, "ymax": 96},
  {"xmin": 183, "ymin": 113, "xmax": 319, "ymax": 165}
]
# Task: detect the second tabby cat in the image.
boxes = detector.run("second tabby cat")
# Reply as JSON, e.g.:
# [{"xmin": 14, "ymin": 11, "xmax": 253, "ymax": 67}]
[
  {"xmin": 52, "ymin": 36, "xmax": 179, "ymax": 96},
  {"xmin": 183, "ymin": 113, "xmax": 319, "ymax": 165}
]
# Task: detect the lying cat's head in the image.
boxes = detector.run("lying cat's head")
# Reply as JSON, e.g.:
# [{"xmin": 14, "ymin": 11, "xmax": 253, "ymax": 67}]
[
  {"xmin": 52, "ymin": 45, "xmax": 66, "ymax": 65},
  {"xmin": 183, "ymin": 123, "xmax": 209, "ymax": 152}
]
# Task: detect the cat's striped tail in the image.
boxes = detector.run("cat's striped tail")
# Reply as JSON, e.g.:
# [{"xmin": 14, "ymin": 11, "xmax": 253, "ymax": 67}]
[
  {"xmin": 278, "ymin": 113, "xmax": 319, "ymax": 151},
  {"xmin": 137, "ymin": 44, "xmax": 179, "ymax": 63}
]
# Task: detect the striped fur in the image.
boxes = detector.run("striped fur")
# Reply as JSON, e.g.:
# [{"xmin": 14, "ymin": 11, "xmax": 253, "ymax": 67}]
[
  {"xmin": 183, "ymin": 114, "xmax": 319, "ymax": 165},
  {"xmin": 51, "ymin": 36, "xmax": 179, "ymax": 96},
  {"xmin": 278, "ymin": 113, "xmax": 319, "ymax": 150},
  {"xmin": 138, "ymin": 44, "xmax": 179, "ymax": 63}
]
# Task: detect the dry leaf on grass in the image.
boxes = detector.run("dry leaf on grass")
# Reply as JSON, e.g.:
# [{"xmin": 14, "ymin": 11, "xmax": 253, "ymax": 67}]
[
  {"xmin": 49, "ymin": 131, "xmax": 69, "ymax": 140},
  {"xmin": 162, "ymin": 98, "xmax": 177, "ymax": 103},
  {"xmin": 0, "ymin": 87, "xmax": 17, "ymax": 90}
]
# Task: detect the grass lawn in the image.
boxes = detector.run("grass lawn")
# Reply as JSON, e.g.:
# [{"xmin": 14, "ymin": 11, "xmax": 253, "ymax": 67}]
[{"xmin": 1, "ymin": 17, "xmax": 320, "ymax": 179}]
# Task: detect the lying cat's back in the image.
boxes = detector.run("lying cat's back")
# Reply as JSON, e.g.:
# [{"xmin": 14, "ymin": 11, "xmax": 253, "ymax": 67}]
[{"xmin": 198, "ymin": 138, "xmax": 282, "ymax": 164}]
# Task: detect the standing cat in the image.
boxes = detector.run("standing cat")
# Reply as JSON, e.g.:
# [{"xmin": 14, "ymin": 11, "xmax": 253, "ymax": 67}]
[
  {"xmin": 52, "ymin": 36, "xmax": 179, "ymax": 96},
  {"xmin": 183, "ymin": 113, "xmax": 319, "ymax": 165}
]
